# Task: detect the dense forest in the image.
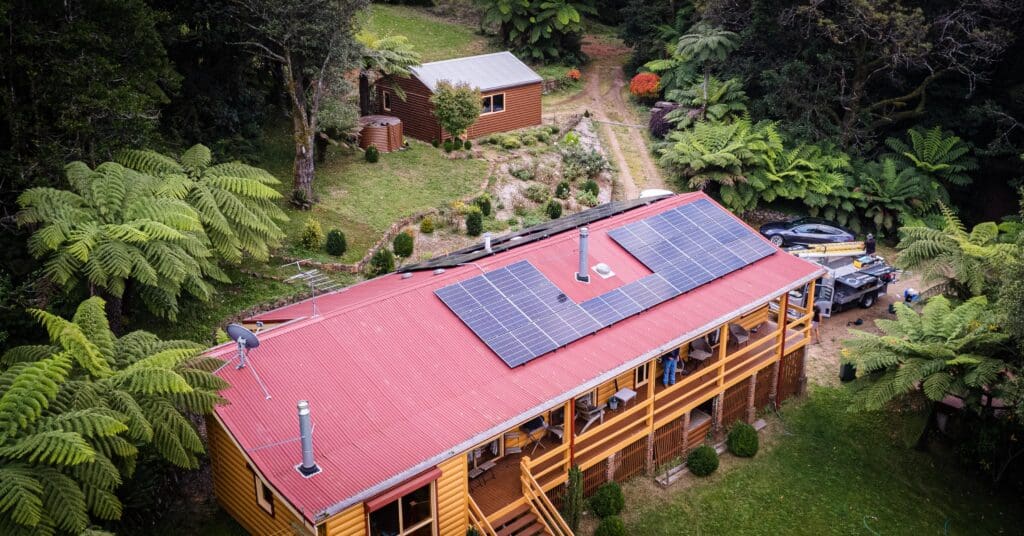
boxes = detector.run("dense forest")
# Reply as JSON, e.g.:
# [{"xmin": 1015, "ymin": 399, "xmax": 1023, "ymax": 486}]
[{"xmin": 1, "ymin": 0, "xmax": 1023, "ymax": 533}]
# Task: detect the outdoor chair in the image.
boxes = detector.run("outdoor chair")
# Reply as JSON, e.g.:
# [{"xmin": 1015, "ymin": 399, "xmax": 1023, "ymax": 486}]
[
  {"xmin": 729, "ymin": 323, "xmax": 750, "ymax": 347},
  {"xmin": 520, "ymin": 416, "xmax": 547, "ymax": 455},
  {"xmin": 688, "ymin": 338, "xmax": 713, "ymax": 361},
  {"xmin": 575, "ymin": 398, "xmax": 605, "ymax": 435}
]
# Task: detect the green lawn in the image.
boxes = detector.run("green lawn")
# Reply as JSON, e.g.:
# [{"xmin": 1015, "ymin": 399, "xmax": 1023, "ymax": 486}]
[
  {"xmin": 260, "ymin": 128, "xmax": 489, "ymax": 264},
  {"xmin": 363, "ymin": 4, "xmax": 492, "ymax": 62},
  {"xmin": 626, "ymin": 387, "xmax": 1023, "ymax": 535}
]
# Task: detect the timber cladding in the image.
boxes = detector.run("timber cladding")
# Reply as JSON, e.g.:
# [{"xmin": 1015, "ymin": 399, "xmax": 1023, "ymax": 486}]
[
  {"xmin": 206, "ymin": 416, "xmax": 311, "ymax": 536},
  {"xmin": 376, "ymin": 76, "xmax": 542, "ymax": 142}
]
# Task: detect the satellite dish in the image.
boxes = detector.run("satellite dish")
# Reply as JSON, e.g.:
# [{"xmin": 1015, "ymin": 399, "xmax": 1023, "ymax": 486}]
[{"xmin": 227, "ymin": 323, "xmax": 260, "ymax": 369}]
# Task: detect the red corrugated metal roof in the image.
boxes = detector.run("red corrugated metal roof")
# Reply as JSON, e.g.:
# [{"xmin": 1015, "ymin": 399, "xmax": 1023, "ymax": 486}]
[{"xmin": 210, "ymin": 193, "xmax": 823, "ymax": 522}]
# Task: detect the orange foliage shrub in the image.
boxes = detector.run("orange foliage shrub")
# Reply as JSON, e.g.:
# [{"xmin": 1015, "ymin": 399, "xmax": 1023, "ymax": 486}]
[
  {"xmin": 566, "ymin": 68, "xmax": 581, "ymax": 81},
  {"xmin": 629, "ymin": 72, "xmax": 660, "ymax": 99}
]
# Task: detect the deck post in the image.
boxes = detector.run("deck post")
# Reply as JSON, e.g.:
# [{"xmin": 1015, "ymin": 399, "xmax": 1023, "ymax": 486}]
[
  {"xmin": 680, "ymin": 411, "xmax": 690, "ymax": 455},
  {"xmin": 644, "ymin": 432, "xmax": 655, "ymax": 476},
  {"xmin": 767, "ymin": 362, "xmax": 780, "ymax": 406},
  {"xmin": 605, "ymin": 452, "xmax": 617, "ymax": 482},
  {"xmin": 746, "ymin": 374, "xmax": 757, "ymax": 423},
  {"xmin": 772, "ymin": 291, "xmax": 790, "ymax": 409},
  {"xmin": 711, "ymin": 393, "xmax": 724, "ymax": 438}
]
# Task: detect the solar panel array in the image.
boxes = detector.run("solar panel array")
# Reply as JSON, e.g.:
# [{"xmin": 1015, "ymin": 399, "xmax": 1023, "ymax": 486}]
[{"xmin": 435, "ymin": 198, "xmax": 776, "ymax": 368}]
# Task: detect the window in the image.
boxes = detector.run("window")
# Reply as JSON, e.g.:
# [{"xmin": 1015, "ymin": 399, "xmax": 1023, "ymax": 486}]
[
  {"xmin": 252, "ymin": 471, "xmax": 274, "ymax": 516},
  {"xmin": 382, "ymin": 91, "xmax": 392, "ymax": 111},
  {"xmin": 369, "ymin": 483, "xmax": 435, "ymax": 536},
  {"xmin": 635, "ymin": 362, "xmax": 650, "ymax": 387},
  {"xmin": 481, "ymin": 93, "xmax": 505, "ymax": 114}
]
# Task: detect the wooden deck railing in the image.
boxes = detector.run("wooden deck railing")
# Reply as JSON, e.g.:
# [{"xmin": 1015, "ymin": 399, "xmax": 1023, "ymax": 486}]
[
  {"xmin": 521, "ymin": 458, "xmax": 574, "ymax": 536},
  {"xmin": 468, "ymin": 494, "xmax": 498, "ymax": 536}
]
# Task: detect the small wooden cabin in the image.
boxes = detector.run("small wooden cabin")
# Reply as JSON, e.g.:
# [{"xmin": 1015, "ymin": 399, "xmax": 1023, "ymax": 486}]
[
  {"xmin": 375, "ymin": 51, "xmax": 543, "ymax": 142},
  {"xmin": 205, "ymin": 193, "xmax": 825, "ymax": 536}
]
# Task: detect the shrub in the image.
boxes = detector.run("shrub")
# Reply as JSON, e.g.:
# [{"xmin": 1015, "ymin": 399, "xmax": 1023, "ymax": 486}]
[
  {"xmin": 419, "ymin": 216, "xmax": 435, "ymax": 234},
  {"xmin": 576, "ymin": 190, "xmax": 599, "ymax": 207},
  {"xmin": 467, "ymin": 528, "xmax": 481, "ymax": 536},
  {"xmin": 583, "ymin": 109, "xmax": 591, "ymax": 118},
  {"xmin": 547, "ymin": 125, "xmax": 560, "ymax": 134},
  {"xmin": 501, "ymin": 135, "xmax": 522, "ymax": 149},
  {"xmin": 524, "ymin": 184, "xmax": 550, "ymax": 203},
  {"xmin": 431, "ymin": 138, "xmax": 439, "ymax": 148},
  {"xmin": 464, "ymin": 140, "xmax": 472, "ymax": 150},
  {"xmin": 536, "ymin": 130, "xmax": 551, "ymax": 144},
  {"xmin": 521, "ymin": 134, "xmax": 538, "ymax": 146},
  {"xmin": 545, "ymin": 199, "xmax": 563, "ymax": 219},
  {"xmin": 589, "ymin": 482, "xmax": 625, "ymax": 518},
  {"xmin": 443, "ymin": 140, "xmax": 454, "ymax": 153},
  {"xmin": 727, "ymin": 421, "xmax": 759, "ymax": 457},
  {"xmin": 364, "ymin": 145, "xmax": 380, "ymax": 163},
  {"xmin": 465, "ymin": 210, "xmax": 483, "ymax": 236},
  {"xmin": 509, "ymin": 164, "xmax": 534, "ymax": 181},
  {"xmin": 629, "ymin": 72, "xmax": 661, "ymax": 100},
  {"xmin": 522, "ymin": 213, "xmax": 543, "ymax": 227},
  {"xmin": 582, "ymin": 179, "xmax": 600, "ymax": 196},
  {"xmin": 562, "ymin": 466, "xmax": 584, "ymax": 531},
  {"xmin": 393, "ymin": 231, "xmax": 414, "ymax": 258},
  {"xmin": 290, "ymin": 188, "xmax": 313, "ymax": 210},
  {"xmin": 368, "ymin": 248, "xmax": 395, "ymax": 275},
  {"xmin": 300, "ymin": 218, "xmax": 325, "ymax": 250},
  {"xmin": 566, "ymin": 68, "xmax": 581, "ymax": 81},
  {"xmin": 474, "ymin": 194, "xmax": 492, "ymax": 216},
  {"xmin": 325, "ymin": 229, "xmax": 347, "ymax": 256},
  {"xmin": 555, "ymin": 181, "xmax": 571, "ymax": 199},
  {"xmin": 649, "ymin": 104, "xmax": 680, "ymax": 139},
  {"xmin": 453, "ymin": 138, "xmax": 463, "ymax": 150},
  {"xmin": 687, "ymin": 445, "xmax": 719, "ymax": 476},
  {"xmin": 562, "ymin": 131, "xmax": 580, "ymax": 146},
  {"xmin": 431, "ymin": 80, "xmax": 481, "ymax": 141},
  {"xmin": 593, "ymin": 516, "xmax": 626, "ymax": 536},
  {"xmin": 563, "ymin": 146, "xmax": 609, "ymax": 180}
]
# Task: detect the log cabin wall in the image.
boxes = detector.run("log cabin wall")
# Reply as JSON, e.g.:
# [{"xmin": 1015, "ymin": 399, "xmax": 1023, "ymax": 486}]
[{"xmin": 320, "ymin": 504, "xmax": 366, "ymax": 536}]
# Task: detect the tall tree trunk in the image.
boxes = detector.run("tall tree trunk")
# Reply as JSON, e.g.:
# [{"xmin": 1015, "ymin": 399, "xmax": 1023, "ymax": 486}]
[
  {"xmin": 359, "ymin": 71, "xmax": 372, "ymax": 116},
  {"xmin": 701, "ymin": 66, "xmax": 709, "ymax": 120},
  {"xmin": 294, "ymin": 131, "xmax": 316, "ymax": 200}
]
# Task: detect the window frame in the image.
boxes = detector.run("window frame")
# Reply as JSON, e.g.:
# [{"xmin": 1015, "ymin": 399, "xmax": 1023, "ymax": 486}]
[
  {"xmin": 247, "ymin": 464, "xmax": 275, "ymax": 517},
  {"xmin": 382, "ymin": 90, "xmax": 392, "ymax": 112},
  {"xmin": 481, "ymin": 92, "xmax": 506, "ymax": 115},
  {"xmin": 634, "ymin": 362, "xmax": 651, "ymax": 387},
  {"xmin": 367, "ymin": 481, "xmax": 437, "ymax": 536}
]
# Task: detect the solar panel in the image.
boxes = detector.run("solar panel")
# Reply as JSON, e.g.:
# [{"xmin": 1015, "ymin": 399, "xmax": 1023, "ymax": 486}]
[{"xmin": 438, "ymin": 199, "xmax": 777, "ymax": 368}]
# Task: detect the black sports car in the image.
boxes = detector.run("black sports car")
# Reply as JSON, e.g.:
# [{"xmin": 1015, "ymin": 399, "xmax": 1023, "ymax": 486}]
[{"xmin": 759, "ymin": 217, "xmax": 856, "ymax": 247}]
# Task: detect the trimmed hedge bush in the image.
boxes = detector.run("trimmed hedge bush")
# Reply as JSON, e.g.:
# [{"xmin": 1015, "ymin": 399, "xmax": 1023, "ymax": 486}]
[
  {"xmin": 365, "ymin": 145, "xmax": 380, "ymax": 163},
  {"xmin": 474, "ymin": 194, "xmax": 492, "ymax": 216},
  {"xmin": 300, "ymin": 218, "xmax": 325, "ymax": 250},
  {"xmin": 582, "ymin": 179, "xmax": 600, "ymax": 196},
  {"xmin": 393, "ymin": 231, "xmax": 414, "ymax": 258},
  {"xmin": 728, "ymin": 421, "xmax": 759, "ymax": 457},
  {"xmin": 589, "ymin": 482, "xmax": 624, "ymax": 518},
  {"xmin": 464, "ymin": 140, "xmax": 472, "ymax": 150},
  {"xmin": 443, "ymin": 140, "xmax": 454, "ymax": 152},
  {"xmin": 545, "ymin": 199, "xmax": 563, "ymax": 219},
  {"xmin": 453, "ymin": 138, "xmax": 463, "ymax": 150},
  {"xmin": 431, "ymin": 138, "xmax": 439, "ymax": 148},
  {"xmin": 325, "ymin": 229, "xmax": 347, "ymax": 256},
  {"xmin": 465, "ymin": 210, "xmax": 483, "ymax": 236},
  {"xmin": 555, "ymin": 181, "xmax": 570, "ymax": 199},
  {"xmin": 501, "ymin": 136, "xmax": 521, "ymax": 149},
  {"xmin": 593, "ymin": 516, "xmax": 626, "ymax": 536},
  {"xmin": 687, "ymin": 445, "xmax": 719, "ymax": 476},
  {"xmin": 419, "ymin": 217, "xmax": 435, "ymax": 234},
  {"xmin": 369, "ymin": 248, "xmax": 395, "ymax": 275}
]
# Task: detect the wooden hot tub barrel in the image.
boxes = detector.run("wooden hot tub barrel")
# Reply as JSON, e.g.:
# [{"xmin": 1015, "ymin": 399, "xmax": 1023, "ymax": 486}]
[{"xmin": 358, "ymin": 115, "xmax": 403, "ymax": 152}]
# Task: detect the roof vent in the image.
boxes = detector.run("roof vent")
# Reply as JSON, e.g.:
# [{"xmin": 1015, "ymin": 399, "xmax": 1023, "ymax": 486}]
[
  {"xmin": 401, "ymin": 272, "xmax": 413, "ymax": 280},
  {"xmin": 296, "ymin": 400, "xmax": 321, "ymax": 477},
  {"xmin": 575, "ymin": 227, "xmax": 591, "ymax": 283},
  {"xmin": 432, "ymin": 268, "xmax": 445, "ymax": 275},
  {"xmin": 483, "ymin": 232, "xmax": 493, "ymax": 254},
  {"xmin": 593, "ymin": 263, "xmax": 615, "ymax": 279}
]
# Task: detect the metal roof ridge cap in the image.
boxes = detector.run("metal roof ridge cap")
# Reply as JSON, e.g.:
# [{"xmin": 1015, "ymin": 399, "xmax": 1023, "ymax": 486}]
[
  {"xmin": 315, "ymin": 265, "xmax": 824, "ymax": 522},
  {"xmin": 417, "ymin": 50, "xmax": 514, "ymax": 67}
]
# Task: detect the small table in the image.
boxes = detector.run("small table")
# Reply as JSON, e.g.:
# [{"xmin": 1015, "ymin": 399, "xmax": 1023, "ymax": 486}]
[
  {"xmin": 613, "ymin": 388, "xmax": 637, "ymax": 408},
  {"xmin": 469, "ymin": 460, "xmax": 497, "ymax": 488}
]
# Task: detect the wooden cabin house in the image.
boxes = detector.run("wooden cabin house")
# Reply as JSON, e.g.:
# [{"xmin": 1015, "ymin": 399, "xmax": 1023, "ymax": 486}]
[
  {"xmin": 205, "ymin": 193, "xmax": 824, "ymax": 536},
  {"xmin": 374, "ymin": 51, "xmax": 543, "ymax": 142}
]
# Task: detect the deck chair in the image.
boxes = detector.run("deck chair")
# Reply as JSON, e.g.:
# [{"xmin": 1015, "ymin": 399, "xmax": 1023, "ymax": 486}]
[
  {"xmin": 520, "ymin": 417, "xmax": 547, "ymax": 455},
  {"xmin": 688, "ymin": 338, "xmax": 713, "ymax": 362},
  {"xmin": 729, "ymin": 323, "xmax": 750, "ymax": 347},
  {"xmin": 575, "ymin": 398, "xmax": 605, "ymax": 435}
]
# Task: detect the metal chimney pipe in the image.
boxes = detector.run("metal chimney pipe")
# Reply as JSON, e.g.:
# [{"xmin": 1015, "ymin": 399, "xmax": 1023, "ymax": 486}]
[
  {"xmin": 576, "ymin": 227, "xmax": 590, "ymax": 283},
  {"xmin": 297, "ymin": 400, "xmax": 320, "ymax": 476},
  {"xmin": 484, "ymin": 232, "xmax": 493, "ymax": 253}
]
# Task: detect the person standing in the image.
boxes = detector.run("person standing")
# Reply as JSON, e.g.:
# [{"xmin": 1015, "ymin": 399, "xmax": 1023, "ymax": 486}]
[
  {"xmin": 812, "ymin": 305, "xmax": 821, "ymax": 344},
  {"xmin": 865, "ymin": 233, "xmax": 876, "ymax": 255},
  {"xmin": 661, "ymin": 348, "xmax": 679, "ymax": 387}
]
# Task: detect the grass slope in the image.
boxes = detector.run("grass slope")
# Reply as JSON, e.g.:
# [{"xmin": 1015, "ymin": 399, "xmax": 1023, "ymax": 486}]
[
  {"xmin": 261, "ymin": 130, "xmax": 488, "ymax": 263},
  {"xmin": 363, "ymin": 4, "xmax": 492, "ymax": 62},
  {"xmin": 628, "ymin": 387, "xmax": 1023, "ymax": 535}
]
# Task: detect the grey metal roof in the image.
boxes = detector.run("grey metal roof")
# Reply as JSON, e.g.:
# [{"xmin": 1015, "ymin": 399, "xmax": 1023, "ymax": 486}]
[{"xmin": 410, "ymin": 51, "xmax": 543, "ymax": 93}]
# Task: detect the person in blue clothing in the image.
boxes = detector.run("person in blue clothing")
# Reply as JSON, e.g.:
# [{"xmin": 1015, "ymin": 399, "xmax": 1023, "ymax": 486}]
[{"xmin": 661, "ymin": 348, "xmax": 680, "ymax": 387}]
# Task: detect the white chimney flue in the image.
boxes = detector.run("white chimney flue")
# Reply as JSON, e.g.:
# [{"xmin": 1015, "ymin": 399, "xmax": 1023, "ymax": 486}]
[
  {"xmin": 484, "ymin": 232, "xmax": 493, "ymax": 253},
  {"xmin": 296, "ymin": 400, "xmax": 320, "ymax": 477},
  {"xmin": 576, "ymin": 227, "xmax": 590, "ymax": 283}
]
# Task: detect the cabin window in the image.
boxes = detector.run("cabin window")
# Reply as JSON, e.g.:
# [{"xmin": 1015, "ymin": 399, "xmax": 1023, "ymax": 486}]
[
  {"xmin": 382, "ymin": 91, "xmax": 392, "ymax": 112},
  {"xmin": 368, "ymin": 483, "xmax": 435, "ymax": 536},
  {"xmin": 481, "ymin": 93, "xmax": 505, "ymax": 114},
  {"xmin": 251, "ymin": 471, "xmax": 274, "ymax": 516},
  {"xmin": 635, "ymin": 362, "xmax": 650, "ymax": 387}
]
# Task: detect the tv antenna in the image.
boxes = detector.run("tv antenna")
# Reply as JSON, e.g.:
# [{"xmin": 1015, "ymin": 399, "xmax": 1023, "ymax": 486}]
[
  {"xmin": 226, "ymin": 323, "xmax": 271, "ymax": 399},
  {"xmin": 282, "ymin": 259, "xmax": 344, "ymax": 317}
]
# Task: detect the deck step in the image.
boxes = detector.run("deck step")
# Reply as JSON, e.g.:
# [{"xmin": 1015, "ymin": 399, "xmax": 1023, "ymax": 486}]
[
  {"xmin": 495, "ymin": 512, "xmax": 538, "ymax": 536},
  {"xmin": 514, "ymin": 521, "xmax": 549, "ymax": 536},
  {"xmin": 491, "ymin": 504, "xmax": 531, "ymax": 529}
]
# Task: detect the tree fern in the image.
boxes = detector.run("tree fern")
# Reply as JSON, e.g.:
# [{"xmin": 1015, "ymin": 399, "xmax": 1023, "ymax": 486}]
[
  {"xmin": 118, "ymin": 144, "xmax": 287, "ymax": 264},
  {"xmin": 665, "ymin": 77, "xmax": 748, "ymax": 128},
  {"xmin": 885, "ymin": 126, "xmax": 976, "ymax": 190}
]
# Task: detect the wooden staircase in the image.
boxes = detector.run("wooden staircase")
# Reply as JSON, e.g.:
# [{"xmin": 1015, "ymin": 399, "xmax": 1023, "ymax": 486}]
[{"xmin": 491, "ymin": 504, "xmax": 551, "ymax": 536}]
